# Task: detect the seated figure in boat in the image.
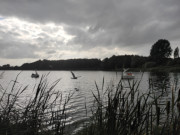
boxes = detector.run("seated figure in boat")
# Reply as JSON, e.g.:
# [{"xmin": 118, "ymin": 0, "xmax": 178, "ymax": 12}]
[{"xmin": 31, "ymin": 71, "xmax": 39, "ymax": 78}]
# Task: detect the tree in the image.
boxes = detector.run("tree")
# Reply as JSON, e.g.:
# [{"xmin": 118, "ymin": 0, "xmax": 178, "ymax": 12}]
[
  {"xmin": 174, "ymin": 47, "xmax": 179, "ymax": 59},
  {"xmin": 150, "ymin": 39, "xmax": 172, "ymax": 60}
]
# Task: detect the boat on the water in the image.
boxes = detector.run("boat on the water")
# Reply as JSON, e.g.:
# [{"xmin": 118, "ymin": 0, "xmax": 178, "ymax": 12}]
[
  {"xmin": 31, "ymin": 71, "xmax": 39, "ymax": 78},
  {"xmin": 122, "ymin": 69, "xmax": 135, "ymax": 79}
]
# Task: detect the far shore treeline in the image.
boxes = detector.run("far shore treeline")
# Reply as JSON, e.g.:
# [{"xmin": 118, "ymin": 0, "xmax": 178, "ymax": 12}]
[{"xmin": 0, "ymin": 39, "xmax": 180, "ymax": 72}]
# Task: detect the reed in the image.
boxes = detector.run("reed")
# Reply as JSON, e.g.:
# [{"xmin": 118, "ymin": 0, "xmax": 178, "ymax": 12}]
[
  {"xmin": 76, "ymin": 77, "xmax": 180, "ymax": 135},
  {"xmin": 1, "ymin": 72, "xmax": 180, "ymax": 135},
  {"xmin": 0, "ymin": 73, "xmax": 73, "ymax": 135}
]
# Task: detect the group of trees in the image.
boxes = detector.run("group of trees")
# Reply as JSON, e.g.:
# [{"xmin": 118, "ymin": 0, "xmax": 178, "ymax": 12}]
[
  {"xmin": 0, "ymin": 56, "xmax": 148, "ymax": 70},
  {"xmin": 20, "ymin": 59, "xmax": 101, "ymax": 70},
  {"xmin": 0, "ymin": 39, "xmax": 179, "ymax": 71},
  {"xmin": 150, "ymin": 39, "xmax": 179, "ymax": 61}
]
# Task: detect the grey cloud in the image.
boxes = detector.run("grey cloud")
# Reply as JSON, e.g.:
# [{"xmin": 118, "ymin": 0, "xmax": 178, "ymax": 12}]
[
  {"xmin": 59, "ymin": 53, "xmax": 64, "ymax": 59},
  {"xmin": 0, "ymin": 0, "xmax": 180, "ymax": 54},
  {"xmin": 0, "ymin": 27, "xmax": 21, "ymax": 40},
  {"xmin": 64, "ymin": 0, "xmax": 180, "ymax": 49},
  {"xmin": 0, "ymin": 40, "xmax": 39, "ymax": 59},
  {"xmin": 46, "ymin": 50, "xmax": 56, "ymax": 54}
]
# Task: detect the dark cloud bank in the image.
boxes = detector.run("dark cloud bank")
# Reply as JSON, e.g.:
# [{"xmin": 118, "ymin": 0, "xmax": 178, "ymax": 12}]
[{"xmin": 0, "ymin": 0, "xmax": 180, "ymax": 65}]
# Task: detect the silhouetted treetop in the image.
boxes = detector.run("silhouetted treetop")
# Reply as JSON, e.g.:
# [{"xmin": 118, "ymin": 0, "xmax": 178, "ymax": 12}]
[{"xmin": 150, "ymin": 39, "xmax": 172, "ymax": 60}]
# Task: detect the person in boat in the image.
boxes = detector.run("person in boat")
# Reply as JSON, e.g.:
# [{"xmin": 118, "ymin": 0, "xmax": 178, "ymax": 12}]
[{"xmin": 31, "ymin": 71, "xmax": 39, "ymax": 78}]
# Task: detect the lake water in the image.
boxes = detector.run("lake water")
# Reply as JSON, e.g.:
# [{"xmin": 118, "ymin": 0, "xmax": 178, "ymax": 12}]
[{"xmin": 0, "ymin": 71, "xmax": 180, "ymax": 133}]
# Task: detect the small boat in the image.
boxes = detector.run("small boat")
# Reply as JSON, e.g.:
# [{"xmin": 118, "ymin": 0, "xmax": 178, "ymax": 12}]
[
  {"xmin": 31, "ymin": 71, "xmax": 39, "ymax": 78},
  {"xmin": 122, "ymin": 69, "xmax": 135, "ymax": 79},
  {"xmin": 74, "ymin": 88, "xmax": 79, "ymax": 91},
  {"xmin": 71, "ymin": 71, "xmax": 81, "ymax": 79}
]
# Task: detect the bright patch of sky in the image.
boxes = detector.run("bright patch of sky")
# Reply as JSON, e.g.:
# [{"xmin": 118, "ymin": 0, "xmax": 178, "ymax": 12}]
[
  {"xmin": 0, "ymin": 16, "xmax": 136, "ymax": 66},
  {"xmin": 0, "ymin": 16, "xmax": 74, "ymax": 45}
]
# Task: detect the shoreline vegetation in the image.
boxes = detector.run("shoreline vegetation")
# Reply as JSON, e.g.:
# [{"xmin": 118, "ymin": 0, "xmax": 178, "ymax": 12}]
[
  {"xmin": 75, "ymin": 78, "xmax": 180, "ymax": 135},
  {"xmin": 0, "ymin": 56, "xmax": 180, "ymax": 72},
  {"xmin": 0, "ymin": 73, "xmax": 180, "ymax": 135},
  {"xmin": 1, "ymin": 66, "xmax": 180, "ymax": 72}
]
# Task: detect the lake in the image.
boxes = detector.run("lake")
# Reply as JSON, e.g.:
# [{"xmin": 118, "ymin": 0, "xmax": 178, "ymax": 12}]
[{"xmin": 0, "ymin": 71, "xmax": 180, "ymax": 133}]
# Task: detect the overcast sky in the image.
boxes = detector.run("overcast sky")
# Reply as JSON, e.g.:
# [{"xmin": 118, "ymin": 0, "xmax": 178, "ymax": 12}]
[{"xmin": 0, "ymin": 0, "xmax": 180, "ymax": 66}]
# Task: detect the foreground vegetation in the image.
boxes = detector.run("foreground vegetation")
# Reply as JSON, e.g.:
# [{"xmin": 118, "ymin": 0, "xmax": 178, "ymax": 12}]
[
  {"xmin": 76, "ymin": 77, "xmax": 180, "ymax": 135},
  {"xmin": 0, "ymin": 73, "xmax": 74, "ymax": 135},
  {"xmin": 0, "ymin": 72, "xmax": 180, "ymax": 135}
]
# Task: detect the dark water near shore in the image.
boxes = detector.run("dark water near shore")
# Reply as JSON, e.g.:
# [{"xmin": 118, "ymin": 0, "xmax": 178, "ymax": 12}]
[{"xmin": 0, "ymin": 71, "xmax": 180, "ymax": 133}]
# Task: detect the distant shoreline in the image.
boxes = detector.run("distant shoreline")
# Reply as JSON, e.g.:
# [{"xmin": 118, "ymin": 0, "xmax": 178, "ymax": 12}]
[
  {"xmin": 0, "ymin": 55, "xmax": 180, "ymax": 72},
  {"xmin": 1, "ymin": 66, "xmax": 180, "ymax": 72}
]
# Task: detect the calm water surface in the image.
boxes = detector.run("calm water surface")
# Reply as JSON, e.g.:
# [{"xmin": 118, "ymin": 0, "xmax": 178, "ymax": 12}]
[{"xmin": 0, "ymin": 71, "xmax": 180, "ymax": 133}]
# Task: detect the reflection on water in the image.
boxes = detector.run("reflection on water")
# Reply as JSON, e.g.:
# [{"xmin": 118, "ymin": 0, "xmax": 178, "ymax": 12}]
[
  {"xmin": 150, "ymin": 72, "xmax": 171, "ymax": 89},
  {"xmin": 0, "ymin": 71, "xmax": 180, "ymax": 133},
  {"xmin": 149, "ymin": 72, "xmax": 179, "ymax": 99},
  {"xmin": 148, "ymin": 72, "xmax": 180, "ymax": 124},
  {"xmin": 149, "ymin": 72, "xmax": 171, "ymax": 98}
]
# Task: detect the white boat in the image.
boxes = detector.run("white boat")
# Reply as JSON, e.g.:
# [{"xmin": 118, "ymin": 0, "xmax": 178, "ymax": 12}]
[
  {"xmin": 122, "ymin": 69, "xmax": 135, "ymax": 79},
  {"xmin": 31, "ymin": 71, "xmax": 39, "ymax": 78}
]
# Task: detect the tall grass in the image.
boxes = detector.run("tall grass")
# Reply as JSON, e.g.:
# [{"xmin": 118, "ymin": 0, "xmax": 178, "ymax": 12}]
[
  {"xmin": 76, "ymin": 77, "xmax": 180, "ymax": 135},
  {"xmin": 0, "ymin": 73, "xmax": 73, "ymax": 135},
  {"xmin": 1, "ymin": 72, "xmax": 180, "ymax": 135}
]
